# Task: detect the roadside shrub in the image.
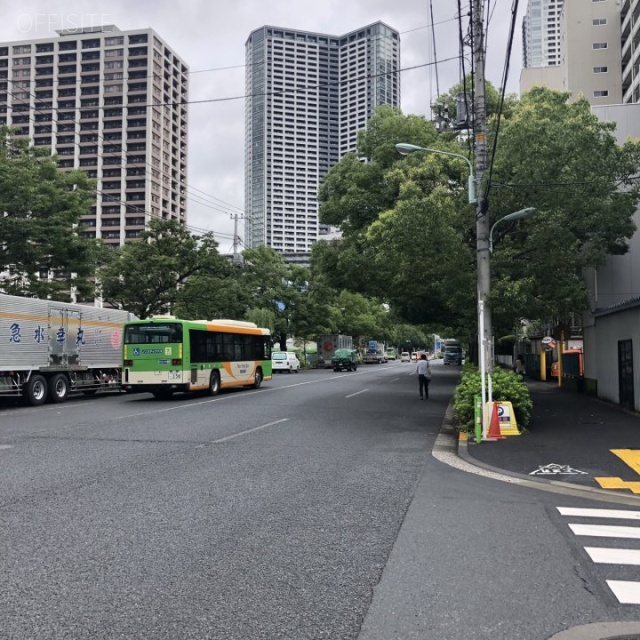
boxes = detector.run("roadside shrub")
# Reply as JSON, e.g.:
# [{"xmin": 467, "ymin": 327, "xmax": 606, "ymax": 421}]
[{"xmin": 453, "ymin": 364, "xmax": 533, "ymax": 432}]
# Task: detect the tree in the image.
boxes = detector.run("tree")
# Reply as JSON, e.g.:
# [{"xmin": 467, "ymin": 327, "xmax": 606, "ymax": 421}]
[
  {"xmin": 316, "ymin": 105, "xmax": 477, "ymax": 328},
  {"xmin": 175, "ymin": 265, "xmax": 252, "ymax": 321},
  {"xmin": 486, "ymin": 87, "xmax": 640, "ymax": 333},
  {"xmin": 0, "ymin": 128, "xmax": 101, "ymax": 299},
  {"xmin": 239, "ymin": 246, "xmax": 295, "ymax": 350},
  {"xmin": 98, "ymin": 218, "xmax": 225, "ymax": 318},
  {"xmin": 315, "ymin": 88, "xmax": 640, "ymax": 339},
  {"xmin": 245, "ymin": 308, "xmax": 276, "ymax": 334}
]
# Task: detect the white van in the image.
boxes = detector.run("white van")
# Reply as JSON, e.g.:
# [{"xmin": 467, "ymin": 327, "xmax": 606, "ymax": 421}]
[{"xmin": 272, "ymin": 352, "xmax": 300, "ymax": 373}]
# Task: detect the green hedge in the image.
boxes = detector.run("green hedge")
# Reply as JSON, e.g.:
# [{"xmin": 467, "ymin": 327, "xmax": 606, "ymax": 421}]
[{"xmin": 453, "ymin": 364, "xmax": 533, "ymax": 432}]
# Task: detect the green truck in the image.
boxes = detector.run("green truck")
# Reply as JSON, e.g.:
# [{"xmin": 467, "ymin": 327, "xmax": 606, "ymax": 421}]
[{"xmin": 331, "ymin": 348, "xmax": 359, "ymax": 372}]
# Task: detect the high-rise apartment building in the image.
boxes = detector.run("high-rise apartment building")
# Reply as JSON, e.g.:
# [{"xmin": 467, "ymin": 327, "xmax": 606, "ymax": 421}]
[
  {"xmin": 522, "ymin": 0, "xmax": 564, "ymax": 68},
  {"xmin": 622, "ymin": 0, "xmax": 640, "ymax": 103},
  {"xmin": 244, "ymin": 22, "xmax": 400, "ymax": 254},
  {"xmin": 0, "ymin": 25, "xmax": 188, "ymax": 248}
]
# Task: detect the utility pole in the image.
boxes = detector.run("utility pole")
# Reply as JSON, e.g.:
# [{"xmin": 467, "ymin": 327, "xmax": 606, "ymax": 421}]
[
  {"xmin": 472, "ymin": 0, "xmax": 492, "ymax": 437},
  {"xmin": 231, "ymin": 213, "xmax": 243, "ymax": 265},
  {"xmin": 472, "ymin": 0, "xmax": 491, "ymax": 370}
]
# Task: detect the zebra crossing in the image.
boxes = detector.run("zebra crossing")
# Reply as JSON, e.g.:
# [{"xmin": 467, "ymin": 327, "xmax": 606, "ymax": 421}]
[{"xmin": 558, "ymin": 506, "xmax": 640, "ymax": 604}]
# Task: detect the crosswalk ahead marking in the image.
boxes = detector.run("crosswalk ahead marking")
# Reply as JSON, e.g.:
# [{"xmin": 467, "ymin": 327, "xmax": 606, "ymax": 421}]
[
  {"xmin": 585, "ymin": 547, "xmax": 640, "ymax": 566},
  {"xmin": 558, "ymin": 506, "xmax": 640, "ymax": 520},
  {"xmin": 608, "ymin": 581, "xmax": 640, "ymax": 605},
  {"xmin": 558, "ymin": 506, "xmax": 640, "ymax": 605},
  {"xmin": 569, "ymin": 523, "xmax": 640, "ymax": 539}
]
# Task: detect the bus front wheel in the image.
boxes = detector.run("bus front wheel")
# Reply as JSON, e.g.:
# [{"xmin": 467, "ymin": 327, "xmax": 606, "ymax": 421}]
[
  {"xmin": 253, "ymin": 368, "xmax": 263, "ymax": 389},
  {"xmin": 208, "ymin": 371, "xmax": 220, "ymax": 396}
]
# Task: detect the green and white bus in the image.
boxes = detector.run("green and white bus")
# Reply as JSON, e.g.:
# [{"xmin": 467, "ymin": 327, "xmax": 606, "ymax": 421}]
[{"xmin": 122, "ymin": 317, "xmax": 272, "ymax": 399}]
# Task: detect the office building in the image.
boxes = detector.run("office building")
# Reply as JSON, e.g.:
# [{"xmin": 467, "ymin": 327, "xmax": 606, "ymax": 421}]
[
  {"xmin": 0, "ymin": 25, "xmax": 188, "ymax": 248},
  {"xmin": 244, "ymin": 22, "xmax": 400, "ymax": 254}
]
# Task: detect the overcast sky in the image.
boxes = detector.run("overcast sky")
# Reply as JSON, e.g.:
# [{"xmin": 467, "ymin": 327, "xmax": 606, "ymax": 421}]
[{"xmin": 0, "ymin": 1, "xmax": 525, "ymax": 253}]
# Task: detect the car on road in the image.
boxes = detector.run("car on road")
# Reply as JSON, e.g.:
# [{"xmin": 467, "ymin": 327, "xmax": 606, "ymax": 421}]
[
  {"xmin": 272, "ymin": 352, "xmax": 300, "ymax": 373},
  {"xmin": 400, "ymin": 351, "xmax": 411, "ymax": 362},
  {"xmin": 332, "ymin": 348, "xmax": 358, "ymax": 372}
]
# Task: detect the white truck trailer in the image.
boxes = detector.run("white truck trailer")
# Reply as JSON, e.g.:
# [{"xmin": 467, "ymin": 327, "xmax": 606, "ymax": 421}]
[
  {"xmin": 0, "ymin": 293, "xmax": 136, "ymax": 405},
  {"xmin": 316, "ymin": 334, "xmax": 353, "ymax": 368}
]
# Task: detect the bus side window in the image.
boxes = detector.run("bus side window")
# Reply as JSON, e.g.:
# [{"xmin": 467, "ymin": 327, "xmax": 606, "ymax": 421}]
[{"xmin": 190, "ymin": 330, "xmax": 206, "ymax": 362}]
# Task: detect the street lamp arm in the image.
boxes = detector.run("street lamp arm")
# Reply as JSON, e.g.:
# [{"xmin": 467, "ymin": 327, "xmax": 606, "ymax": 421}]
[
  {"xmin": 489, "ymin": 207, "xmax": 537, "ymax": 253},
  {"xmin": 395, "ymin": 143, "xmax": 476, "ymax": 204}
]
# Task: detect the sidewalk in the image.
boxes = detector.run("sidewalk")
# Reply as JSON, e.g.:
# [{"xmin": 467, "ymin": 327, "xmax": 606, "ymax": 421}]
[{"xmin": 461, "ymin": 379, "xmax": 640, "ymax": 498}]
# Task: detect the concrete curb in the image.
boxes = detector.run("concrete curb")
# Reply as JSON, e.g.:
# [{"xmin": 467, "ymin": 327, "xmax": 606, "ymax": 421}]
[
  {"xmin": 545, "ymin": 620, "xmax": 640, "ymax": 640},
  {"xmin": 436, "ymin": 403, "xmax": 640, "ymax": 507}
]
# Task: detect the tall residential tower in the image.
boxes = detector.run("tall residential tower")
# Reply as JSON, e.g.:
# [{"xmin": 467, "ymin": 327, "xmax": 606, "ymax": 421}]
[
  {"xmin": 0, "ymin": 25, "xmax": 188, "ymax": 248},
  {"xmin": 244, "ymin": 22, "xmax": 400, "ymax": 256},
  {"xmin": 522, "ymin": 0, "xmax": 564, "ymax": 68}
]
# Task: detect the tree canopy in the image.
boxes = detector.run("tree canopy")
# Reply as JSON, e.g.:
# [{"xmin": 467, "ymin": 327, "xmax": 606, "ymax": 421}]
[
  {"xmin": 0, "ymin": 127, "xmax": 101, "ymax": 300},
  {"xmin": 98, "ymin": 218, "xmax": 226, "ymax": 319},
  {"xmin": 314, "ymin": 89, "xmax": 640, "ymax": 338}
]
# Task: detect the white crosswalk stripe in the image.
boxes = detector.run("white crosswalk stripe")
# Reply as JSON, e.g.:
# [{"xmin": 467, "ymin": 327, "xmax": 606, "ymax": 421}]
[{"xmin": 558, "ymin": 506, "xmax": 640, "ymax": 605}]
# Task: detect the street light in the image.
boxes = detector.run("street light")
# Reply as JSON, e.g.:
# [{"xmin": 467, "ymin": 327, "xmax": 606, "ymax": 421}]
[
  {"xmin": 489, "ymin": 208, "xmax": 537, "ymax": 253},
  {"xmin": 395, "ymin": 143, "xmax": 477, "ymax": 204}
]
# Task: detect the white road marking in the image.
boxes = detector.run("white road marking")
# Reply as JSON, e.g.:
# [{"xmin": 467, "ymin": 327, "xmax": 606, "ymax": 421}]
[
  {"xmin": 606, "ymin": 580, "xmax": 640, "ymax": 604},
  {"xmin": 558, "ymin": 507, "xmax": 640, "ymax": 520},
  {"xmin": 2, "ymin": 367, "xmax": 399, "ymax": 437},
  {"xmin": 569, "ymin": 523, "xmax": 640, "ymax": 539},
  {"xmin": 212, "ymin": 418, "xmax": 289, "ymax": 443},
  {"xmin": 345, "ymin": 389, "xmax": 368, "ymax": 398},
  {"xmin": 585, "ymin": 547, "xmax": 640, "ymax": 565},
  {"xmin": 0, "ymin": 445, "xmax": 13, "ymax": 450}
]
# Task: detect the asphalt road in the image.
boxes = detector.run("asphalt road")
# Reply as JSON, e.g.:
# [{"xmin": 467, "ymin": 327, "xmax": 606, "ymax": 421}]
[{"xmin": 1, "ymin": 361, "xmax": 638, "ymax": 639}]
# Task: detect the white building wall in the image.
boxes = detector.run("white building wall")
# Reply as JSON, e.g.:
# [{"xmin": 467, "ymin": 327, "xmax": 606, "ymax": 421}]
[
  {"xmin": 561, "ymin": 0, "xmax": 622, "ymax": 104},
  {"xmin": 591, "ymin": 307, "xmax": 640, "ymax": 405},
  {"xmin": 583, "ymin": 103, "xmax": 640, "ymax": 405}
]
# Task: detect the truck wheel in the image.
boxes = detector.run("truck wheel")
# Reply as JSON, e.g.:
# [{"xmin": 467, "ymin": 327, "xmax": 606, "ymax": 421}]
[
  {"xmin": 24, "ymin": 374, "xmax": 48, "ymax": 406},
  {"xmin": 253, "ymin": 368, "xmax": 263, "ymax": 389},
  {"xmin": 208, "ymin": 371, "xmax": 221, "ymax": 396},
  {"xmin": 48, "ymin": 373, "xmax": 69, "ymax": 403}
]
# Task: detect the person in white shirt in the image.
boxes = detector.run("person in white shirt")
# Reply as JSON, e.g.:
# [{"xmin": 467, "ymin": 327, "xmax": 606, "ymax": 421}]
[{"xmin": 416, "ymin": 354, "xmax": 432, "ymax": 400}]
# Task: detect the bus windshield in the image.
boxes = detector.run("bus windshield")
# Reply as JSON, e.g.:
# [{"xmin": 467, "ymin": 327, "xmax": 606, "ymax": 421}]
[{"xmin": 124, "ymin": 323, "xmax": 183, "ymax": 345}]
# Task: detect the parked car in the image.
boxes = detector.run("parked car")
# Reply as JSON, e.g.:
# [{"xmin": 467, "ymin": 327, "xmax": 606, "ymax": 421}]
[
  {"xmin": 332, "ymin": 348, "xmax": 358, "ymax": 372},
  {"xmin": 410, "ymin": 352, "xmax": 418, "ymax": 362},
  {"xmin": 272, "ymin": 352, "xmax": 300, "ymax": 373},
  {"xmin": 400, "ymin": 351, "xmax": 411, "ymax": 362},
  {"xmin": 386, "ymin": 348, "xmax": 397, "ymax": 360}
]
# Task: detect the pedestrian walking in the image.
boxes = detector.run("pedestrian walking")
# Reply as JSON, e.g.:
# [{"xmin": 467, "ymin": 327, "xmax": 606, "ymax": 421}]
[
  {"xmin": 514, "ymin": 354, "xmax": 526, "ymax": 378},
  {"xmin": 416, "ymin": 353, "xmax": 432, "ymax": 399}
]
